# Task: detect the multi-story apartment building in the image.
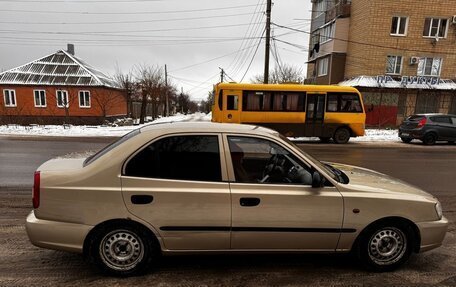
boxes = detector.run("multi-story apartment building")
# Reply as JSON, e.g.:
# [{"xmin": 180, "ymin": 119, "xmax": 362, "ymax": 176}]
[{"xmin": 307, "ymin": 0, "xmax": 456, "ymax": 126}]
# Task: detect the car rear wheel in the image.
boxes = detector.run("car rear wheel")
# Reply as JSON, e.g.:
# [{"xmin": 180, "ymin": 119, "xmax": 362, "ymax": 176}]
[
  {"xmin": 357, "ymin": 222, "xmax": 414, "ymax": 271},
  {"xmin": 400, "ymin": 137, "xmax": 412, "ymax": 143},
  {"xmin": 333, "ymin": 128, "xmax": 351, "ymax": 144},
  {"xmin": 423, "ymin": 133, "xmax": 437, "ymax": 145},
  {"xmin": 89, "ymin": 223, "xmax": 158, "ymax": 276}
]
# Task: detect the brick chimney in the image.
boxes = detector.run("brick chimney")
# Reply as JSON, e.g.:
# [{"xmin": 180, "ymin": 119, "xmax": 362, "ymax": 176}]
[{"xmin": 67, "ymin": 44, "xmax": 75, "ymax": 55}]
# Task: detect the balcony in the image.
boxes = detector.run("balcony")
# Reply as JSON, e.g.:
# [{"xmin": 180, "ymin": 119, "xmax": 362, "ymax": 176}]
[{"xmin": 325, "ymin": 0, "xmax": 351, "ymax": 22}]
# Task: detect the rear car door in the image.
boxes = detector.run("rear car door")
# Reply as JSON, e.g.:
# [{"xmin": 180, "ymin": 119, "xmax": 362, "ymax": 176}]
[
  {"xmin": 430, "ymin": 116, "xmax": 453, "ymax": 140},
  {"xmin": 121, "ymin": 134, "xmax": 231, "ymax": 250},
  {"xmin": 224, "ymin": 135, "xmax": 344, "ymax": 250}
]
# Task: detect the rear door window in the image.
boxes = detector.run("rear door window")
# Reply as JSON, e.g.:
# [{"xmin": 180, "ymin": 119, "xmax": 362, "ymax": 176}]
[
  {"xmin": 430, "ymin": 116, "xmax": 451, "ymax": 124},
  {"xmin": 125, "ymin": 135, "xmax": 222, "ymax": 182}
]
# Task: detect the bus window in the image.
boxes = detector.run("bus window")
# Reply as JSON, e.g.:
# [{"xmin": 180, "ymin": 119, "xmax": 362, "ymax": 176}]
[
  {"xmin": 227, "ymin": 95, "xmax": 238, "ymax": 110},
  {"xmin": 243, "ymin": 91, "xmax": 305, "ymax": 112},
  {"xmin": 327, "ymin": 93, "xmax": 363, "ymax": 113}
]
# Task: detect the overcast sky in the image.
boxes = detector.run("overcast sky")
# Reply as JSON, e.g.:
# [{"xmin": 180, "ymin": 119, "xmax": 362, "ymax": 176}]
[{"xmin": 0, "ymin": 0, "xmax": 311, "ymax": 101}]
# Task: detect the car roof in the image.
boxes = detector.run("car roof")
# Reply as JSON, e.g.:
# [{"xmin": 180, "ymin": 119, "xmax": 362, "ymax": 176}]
[
  {"xmin": 412, "ymin": 113, "xmax": 456, "ymax": 117},
  {"xmin": 140, "ymin": 121, "xmax": 280, "ymax": 136}
]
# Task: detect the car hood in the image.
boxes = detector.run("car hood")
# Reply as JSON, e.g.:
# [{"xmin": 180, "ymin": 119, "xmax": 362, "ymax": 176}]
[{"xmin": 328, "ymin": 163, "xmax": 433, "ymax": 198}]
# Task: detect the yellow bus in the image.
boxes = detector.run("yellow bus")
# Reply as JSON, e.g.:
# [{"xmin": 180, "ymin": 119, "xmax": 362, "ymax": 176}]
[{"xmin": 211, "ymin": 83, "xmax": 366, "ymax": 144}]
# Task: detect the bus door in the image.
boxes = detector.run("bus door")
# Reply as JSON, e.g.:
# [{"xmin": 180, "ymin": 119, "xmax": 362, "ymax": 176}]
[
  {"xmin": 305, "ymin": 93, "xmax": 326, "ymax": 137},
  {"xmin": 223, "ymin": 90, "xmax": 242, "ymax": 123}
]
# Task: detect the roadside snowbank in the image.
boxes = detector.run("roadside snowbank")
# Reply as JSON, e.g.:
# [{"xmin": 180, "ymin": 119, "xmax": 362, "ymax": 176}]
[{"xmin": 0, "ymin": 112, "xmax": 399, "ymax": 142}]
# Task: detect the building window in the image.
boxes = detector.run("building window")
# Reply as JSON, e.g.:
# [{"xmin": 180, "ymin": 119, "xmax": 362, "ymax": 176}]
[
  {"xmin": 423, "ymin": 18, "xmax": 448, "ymax": 38},
  {"xmin": 386, "ymin": 55, "xmax": 403, "ymax": 75},
  {"xmin": 319, "ymin": 22, "xmax": 334, "ymax": 43},
  {"xmin": 390, "ymin": 16, "xmax": 408, "ymax": 36},
  {"xmin": 79, "ymin": 91, "xmax": 91, "ymax": 108},
  {"xmin": 317, "ymin": 57, "xmax": 329, "ymax": 76},
  {"xmin": 314, "ymin": 0, "xmax": 327, "ymax": 17},
  {"xmin": 56, "ymin": 90, "xmax": 69, "ymax": 108},
  {"xmin": 34, "ymin": 90, "xmax": 46, "ymax": 107},
  {"xmin": 417, "ymin": 57, "xmax": 442, "ymax": 76},
  {"xmin": 3, "ymin": 89, "xmax": 16, "ymax": 107}
]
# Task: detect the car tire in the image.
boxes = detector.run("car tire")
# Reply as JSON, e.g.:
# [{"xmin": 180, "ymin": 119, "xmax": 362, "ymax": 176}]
[
  {"xmin": 88, "ymin": 222, "xmax": 159, "ymax": 276},
  {"xmin": 422, "ymin": 133, "xmax": 437, "ymax": 145},
  {"xmin": 449, "ymin": 141, "xmax": 455, "ymax": 145},
  {"xmin": 333, "ymin": 128, "xmax": 351, "ymax": 144},
  {"xmin": 400, "ymin": 137, "xmax": 412, "ymax": 143},
  {"xmin": 357, "ymin": 221, "xmax": 414, "ymax": 272},
  {"xmin": 319, "ymin": 137, "xmax": 331, "ymax": 143}
]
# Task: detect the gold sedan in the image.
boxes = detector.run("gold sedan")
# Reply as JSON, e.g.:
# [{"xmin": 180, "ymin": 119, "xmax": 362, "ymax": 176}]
[{"xmin": 26, "ymin": 122, "xmax": 448, "ymax": 276}]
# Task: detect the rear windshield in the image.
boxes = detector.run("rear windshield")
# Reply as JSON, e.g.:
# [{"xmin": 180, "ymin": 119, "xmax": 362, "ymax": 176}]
[
  {"xmin": 83, "ymin": 129, "xmax": 141, "ymax": 167},
  {"xmin": 407, "ymin": 115, "xmax": 425, "ymax": 121}
]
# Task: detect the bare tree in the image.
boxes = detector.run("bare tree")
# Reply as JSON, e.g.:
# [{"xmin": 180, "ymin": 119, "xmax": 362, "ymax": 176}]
[
  {"xmin": 251, "ymin": 64, "xmax": 306, "ymax": 84},
  {"xmin": 114, "ymin": 66, "xmax": 135, "ymax": 118},
  {"xmin": 134, "ymin": 64, "xmax": 165, "ymax": 124}
]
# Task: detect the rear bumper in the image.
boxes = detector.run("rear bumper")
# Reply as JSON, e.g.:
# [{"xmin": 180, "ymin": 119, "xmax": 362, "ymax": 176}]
[
  {"xmin": 26, "ymin": 211, "xmax": 92, "ymax": 253},
  {"xmin": 398, "ymin": 128, "xmax": 425, "ymax": 139},
  {"xmin": 416, "ymin": 216, "xmax": 448, "ymax": 252}
]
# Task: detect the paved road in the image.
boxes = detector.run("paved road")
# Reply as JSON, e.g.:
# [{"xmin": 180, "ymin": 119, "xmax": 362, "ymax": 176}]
[{"xmin": 0, "ymin": 137, "xmax": 455, "ymax": 286}]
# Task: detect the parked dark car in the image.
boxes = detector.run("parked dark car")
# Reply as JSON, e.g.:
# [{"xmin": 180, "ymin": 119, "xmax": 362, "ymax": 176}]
[{"xmin": 399, "ymin": 114, "xmax": 456, "ymax": 145}]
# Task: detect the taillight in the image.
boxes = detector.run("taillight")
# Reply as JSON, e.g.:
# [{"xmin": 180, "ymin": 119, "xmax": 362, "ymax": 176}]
[
  {"xmin": 33, "ymin": 171, "xmax": 40, "ymax": 209},
  {"xmin": 417, "ymin": 118, "xmax": 427, "ymax": 128}
]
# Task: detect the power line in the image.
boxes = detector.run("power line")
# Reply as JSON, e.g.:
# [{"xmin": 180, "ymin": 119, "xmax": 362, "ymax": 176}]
[
  {"xmin": 272, "ymin": 22, "xmax": 456, "ymax": 56},
  {"xmin": 0, "ymin": 22, "xmax": 263, "ymax": 35},
  {"xmin": 240, "ymin": 28, "xmax": 265, "ymax": 82},
  {"xmin": 225, "ymin": 0, "xmax": 265, "ymax": 74},
  {"xmin": 0, "ymin": 4, "xmax": 261, "ymax": 15},
  {"xmin": 0, "ymin": 12, "xmax": 262, "ymax": 25},
  {"xmin": 169, "ymin": 44, "xmax": 258, "ymax": 73}
]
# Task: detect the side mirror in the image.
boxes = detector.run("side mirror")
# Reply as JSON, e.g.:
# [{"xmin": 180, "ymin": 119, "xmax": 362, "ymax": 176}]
[{"xmin": 312, "ymin": 171, "xmax": 325, "ymax": 188}]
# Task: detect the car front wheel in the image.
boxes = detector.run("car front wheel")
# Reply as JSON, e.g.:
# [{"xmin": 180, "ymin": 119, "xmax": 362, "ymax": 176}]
[
  {"xmin": 89, "ymin": 223, "xmax": 158, "ymax": 276},
  {"xmin": 357, "ymin": 222, "xmax": 414, "ymax": 271}
]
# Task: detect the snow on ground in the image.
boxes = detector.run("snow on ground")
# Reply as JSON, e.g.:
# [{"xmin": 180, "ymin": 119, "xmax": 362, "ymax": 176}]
[{"xmin": 0, "ymin": 112, "xmax": 400, "ymax": 142}]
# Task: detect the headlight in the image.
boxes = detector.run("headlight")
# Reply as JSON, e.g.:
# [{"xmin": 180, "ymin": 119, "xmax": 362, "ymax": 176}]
[{"xmin": 435, "ymin": 201, "xmax": 443, "ymax": 220}]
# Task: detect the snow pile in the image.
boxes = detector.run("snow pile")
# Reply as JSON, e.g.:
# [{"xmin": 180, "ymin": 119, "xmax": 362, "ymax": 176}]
[{"xmin": 0, "ymin": 112, "xmax": 400, "ymax": 142}]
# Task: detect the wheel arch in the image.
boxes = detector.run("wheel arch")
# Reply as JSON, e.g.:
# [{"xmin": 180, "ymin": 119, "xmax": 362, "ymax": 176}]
[
  {"xmin": 82, "ymin": 218, "xmax": 162, "ymax": 258},
  {"xmin": 352, "ymin": 216, "xmax": 421, "ymax": 254}
]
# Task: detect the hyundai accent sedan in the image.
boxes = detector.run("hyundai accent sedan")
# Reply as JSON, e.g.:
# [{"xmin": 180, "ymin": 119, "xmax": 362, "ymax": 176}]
[{"xmin": 26, "ymin": 122, "xmax": 448, "ymax": 276}]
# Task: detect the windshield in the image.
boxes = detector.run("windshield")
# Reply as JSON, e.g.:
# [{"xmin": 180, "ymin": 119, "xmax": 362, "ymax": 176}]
[
  {"xmin": 83, "ymin": 128, "xmax": 141, "ymax": 167},
  {"xmin": 279, "ymin": 134, "xmax": 342, "ymax": 182}
]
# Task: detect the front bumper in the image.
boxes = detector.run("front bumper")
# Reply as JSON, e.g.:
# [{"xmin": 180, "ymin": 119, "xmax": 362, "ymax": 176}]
[
  {"xmin": 26, "ymin": 211, "xmax": 93, "ymax": 253},
  {"xmin": 416, "ymin": 216, "xmax": 449, "ymax": 252}
]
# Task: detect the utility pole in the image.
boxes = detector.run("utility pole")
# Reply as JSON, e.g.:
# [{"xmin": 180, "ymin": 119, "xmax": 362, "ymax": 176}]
[
  {"xmin": 219, "ymin": 67, "xmax": 224, "ymax": 83},
  {"xmin": 263, "ymin": 0, "xmax": 272, "ymax": 84},
  {"xmin": 165, "ymin": 64, "xmax": 169, "ymax": 116}
]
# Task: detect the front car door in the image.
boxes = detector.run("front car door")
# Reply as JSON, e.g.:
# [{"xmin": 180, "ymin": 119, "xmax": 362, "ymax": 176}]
[
  {"xmin": 224, "ymin": 134, "xmax": 344, "ymax": 250},
  {"xmin": 121, "ymin": 134, "xmax": 231, "ymax": 250},
  {"xmin": 305, "ymin": 93, "xmax": 326, "ymax": 137}
]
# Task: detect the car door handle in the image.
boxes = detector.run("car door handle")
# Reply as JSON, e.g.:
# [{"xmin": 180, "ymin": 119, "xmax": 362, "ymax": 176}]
[
  {"xmin": 131, "ymin": 195, "xmax": 154, "ymax": 205},
  {"xmin": 240, "ymin": 197, "xmax": 260, "ymax": 207}
]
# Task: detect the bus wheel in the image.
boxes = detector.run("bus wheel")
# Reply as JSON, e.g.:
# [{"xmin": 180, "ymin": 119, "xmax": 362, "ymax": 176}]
[{"xmin": 333, "ymin": 128, "xmax": 351, "ymax": 144}]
